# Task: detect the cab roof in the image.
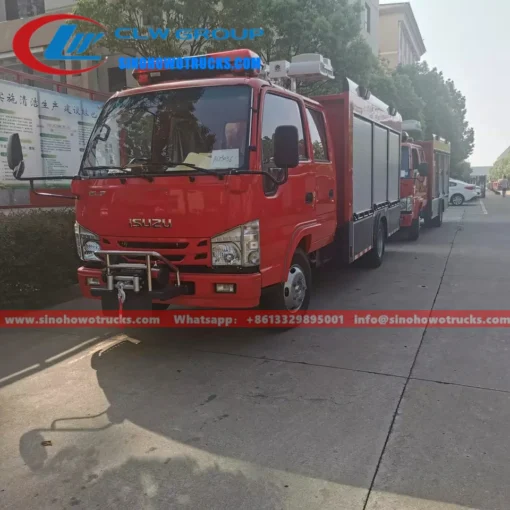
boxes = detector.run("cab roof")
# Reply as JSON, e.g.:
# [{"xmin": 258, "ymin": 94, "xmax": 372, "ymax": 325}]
[{"xmin": 110, "ymin": 76, "xmax": 323, "ymax": 108}]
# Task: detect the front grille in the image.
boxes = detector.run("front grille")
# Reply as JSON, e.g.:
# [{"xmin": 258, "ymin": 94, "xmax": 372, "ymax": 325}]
[
  {"xmin": 118, "ymin": 241, "xmax": 189, "ymax": 249},
  {"xmin": 128, "ymin": 254, "xmax": 185, "ymax": 262},
  {"xmin": 102, "ymin": 237, "xmax": 210, "ymax": 266}
]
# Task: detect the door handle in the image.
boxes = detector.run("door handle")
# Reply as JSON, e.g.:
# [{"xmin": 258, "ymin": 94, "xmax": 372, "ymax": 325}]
[
  {"xmin": 329, "ymin": 189, "xmax": 334, "ymax": 199},
  {"xmin": 305, "ymin": 192, "xmax": 314, "ymax": 204}
]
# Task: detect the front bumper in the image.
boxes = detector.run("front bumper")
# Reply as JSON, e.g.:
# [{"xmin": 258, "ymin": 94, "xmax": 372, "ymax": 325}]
[{"xmin": 78, "ymin": 266, "xmax": 262, "ymax": 309}]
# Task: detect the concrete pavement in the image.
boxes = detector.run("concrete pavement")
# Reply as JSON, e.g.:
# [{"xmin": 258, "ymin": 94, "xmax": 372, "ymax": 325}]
[{"xmin": 1, "ymin": 193, "xmax": 508, "ymax": 510}]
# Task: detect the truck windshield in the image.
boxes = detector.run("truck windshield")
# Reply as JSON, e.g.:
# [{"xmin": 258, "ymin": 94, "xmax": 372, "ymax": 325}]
[
  {"xmin": 81, "ymin": 85, "xmax": 251, "ymax": 176},
  {"xmin": 401, "ymin": 146, "xmax": 410, "ymax": 178}
]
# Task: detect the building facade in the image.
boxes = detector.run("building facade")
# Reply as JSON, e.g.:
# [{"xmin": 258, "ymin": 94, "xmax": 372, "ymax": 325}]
[
  {"xmin": 360, "ymin": 0, "xmax": 379, "ymax": 56},
  {"xmin": 378, "ymin": 2, "xmax": 425, "ymax": 68},
  {"xmin": 350, "ymin": 0, "xmax": 379, "ymax": 56}
]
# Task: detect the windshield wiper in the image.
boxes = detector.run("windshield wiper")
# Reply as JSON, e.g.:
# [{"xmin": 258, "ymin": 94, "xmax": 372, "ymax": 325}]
[
  {"xmin": 159, "ymin": 160, "xmax": 223, "ymax": 178},
  {"xmin": 82, "ymin": 165, "xmax": 128, "ymax": 171}
]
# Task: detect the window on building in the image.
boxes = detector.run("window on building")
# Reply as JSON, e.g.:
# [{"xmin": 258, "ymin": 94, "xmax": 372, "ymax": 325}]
[
  {"xmin": 6, "ymin": 0, "xmax": 44, "ymax": 20},
  {"xmin": 306, "ymin": 108, "xmax": 329, "ymax": 161},
  {"xmin": 108, "ymin": 68, "xmax": 127, "ymax": 92},
  {"xmin": 364, "ymin": 3, "xmax": 371, "ymax": 33},
  {"xmin": 398, "ymin": 22, "xmax": 403, "ymax": 64}
]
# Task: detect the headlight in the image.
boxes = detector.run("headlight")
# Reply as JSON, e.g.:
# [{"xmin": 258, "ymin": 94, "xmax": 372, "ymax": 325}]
[
  {"xmin": 211, "ymin": 220, "xmax": 260, "ymax": 267},
  {"xmin": 74, "ymin": 222, "xmax": 100, "ymax": 261},
  {"xmin": 400, "ymin": 197, "xmax": 413, "ymax": 212}
]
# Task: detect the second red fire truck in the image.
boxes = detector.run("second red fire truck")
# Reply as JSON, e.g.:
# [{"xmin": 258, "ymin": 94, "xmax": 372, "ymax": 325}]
[
  {"xmin": 7, "ymin": 49, "xmax": 403, "ymax": 313},
  {"xmin": 399, "ymin": 120, "xmax": 451, "ymax": 240}
]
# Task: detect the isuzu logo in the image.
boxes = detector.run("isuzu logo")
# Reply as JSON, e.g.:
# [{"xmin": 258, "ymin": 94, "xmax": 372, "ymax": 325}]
[{"xmin": 129, "ymin": 219, "xmax": 172, "ymax": 228}]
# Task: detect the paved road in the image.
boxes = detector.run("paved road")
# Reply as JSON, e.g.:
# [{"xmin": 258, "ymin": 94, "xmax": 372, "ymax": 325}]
[{"xmin": 1, "ymin": 193, "xmax": 508, "ymax": 510}]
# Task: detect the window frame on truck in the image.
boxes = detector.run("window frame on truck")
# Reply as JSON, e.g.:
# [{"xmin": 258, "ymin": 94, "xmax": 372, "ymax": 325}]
[
  {"xmin": 259, "ymin": 91, "xmax": 309, "ymax": 196},
  {"xmin": 305, "ymin": 107, "xmax": 331, "ymax": 162}
]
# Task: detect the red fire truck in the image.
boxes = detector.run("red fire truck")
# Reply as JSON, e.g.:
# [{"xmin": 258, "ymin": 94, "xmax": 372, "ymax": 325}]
[
  {"xmin": 399, "ymin": 120, "xmax": 450, "ymax": 240},
  {"xmin": 7, "ymin": 49, "xmax": 402, "ymax": 313}
]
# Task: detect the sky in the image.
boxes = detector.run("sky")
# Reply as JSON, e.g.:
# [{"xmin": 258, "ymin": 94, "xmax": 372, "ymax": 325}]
[{"xmin": 380, "ymin": 0, "xmax": 507, "ymax": 166}]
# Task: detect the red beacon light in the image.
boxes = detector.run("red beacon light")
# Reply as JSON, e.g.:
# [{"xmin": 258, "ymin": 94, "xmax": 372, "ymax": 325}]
[{"xmin": 132, "ymin": 49, "xmax": 263, "ymax": 86}]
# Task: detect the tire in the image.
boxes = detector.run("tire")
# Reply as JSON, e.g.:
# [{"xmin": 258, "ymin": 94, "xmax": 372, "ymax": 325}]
[
  {"xmin": 407, "ymin": 218, "xmax": 420, "ymax": 241},
  {"xmin": 260, "ymin": 248, "xmax": 311, "ymax": 312},
  {"xmin": 430, "ymin": 203, "xmax": 443, "ymax": 227},
  {"xmin": 364, "ymin": 220, "xmax": 386, "ymax": 268},
  {"xmin": 450, "ymin": 193, "xmax": 464, "ymax": 206}
]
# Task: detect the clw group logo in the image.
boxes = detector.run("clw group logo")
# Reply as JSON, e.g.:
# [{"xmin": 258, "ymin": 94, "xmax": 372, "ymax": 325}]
[
  {"xmin": 12, "ymin": 14, "xmax": 265, "ymax": 76},
  {"xmin": 13, "ymin": 14, "xmax": 106, "ymax": 76}
]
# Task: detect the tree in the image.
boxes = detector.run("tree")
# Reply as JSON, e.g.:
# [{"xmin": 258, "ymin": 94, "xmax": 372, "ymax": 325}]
[
  {"xmin": 73, "ymin": 0, "xmax": 224, "ymax": 57},
  {"xmin": 451, "ymin": 160, "xmax": 473, "ymax": 181},
  {"xmin": 73, "ymin": 0, "xmax": 376, "ymax": 92},
  {"xmin": 369, "ymin": 60, "xmax": 425, "ymax": 126},
  {"xmin": 490, "ymin": 155, "xmax": 510, "ymax": 181},
  {"xmin": 395, "ymin": 62, "xmax": 475, "ymax": 170}
]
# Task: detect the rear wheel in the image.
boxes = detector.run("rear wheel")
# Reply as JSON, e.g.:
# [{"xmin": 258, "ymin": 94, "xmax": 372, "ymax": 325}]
[
  {"xmin": 260, "ymin": 248, "xmax": 311, "ymax": 312},
  {"xmin": 451, "ymin": 193, "xmax": 464, "ymax": 206},
  {"xmin": 364, "ymin": 220, "xmax": 386, "ymax": 268}
]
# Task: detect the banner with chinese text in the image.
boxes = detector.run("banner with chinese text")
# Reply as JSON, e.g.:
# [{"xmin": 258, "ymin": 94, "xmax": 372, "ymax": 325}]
[{"xmin": 0, "ymin": 79, "xmax": 104, "ymax": 196}]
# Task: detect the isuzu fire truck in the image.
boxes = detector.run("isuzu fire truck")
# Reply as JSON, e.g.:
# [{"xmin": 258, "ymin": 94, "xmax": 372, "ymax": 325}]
[
  {"xmin": 399, "ymin": 120, "xmax": 450, "ymax": 241},
  {"xmin": 7, "ymin": 49, "xmax": 403, "ymax": 313}
]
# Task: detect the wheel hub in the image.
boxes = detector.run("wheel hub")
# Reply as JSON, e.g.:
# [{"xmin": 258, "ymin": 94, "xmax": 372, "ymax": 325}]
[{"xmin": 283, "ymin": 265, "xmax": 307, "ymax": 311}]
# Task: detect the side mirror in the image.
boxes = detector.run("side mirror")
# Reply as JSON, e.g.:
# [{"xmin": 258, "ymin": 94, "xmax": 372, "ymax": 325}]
[
  {"xmin": 7, "ymin": 133, "xmax": 25, "ymax": 179},
  {"xmin": 274, "ymin": 125, "xmax": 299, "ymax": 170},
  {"xmin": 418, "ymin": 162, "xmax": 429, "ymax": 176}
]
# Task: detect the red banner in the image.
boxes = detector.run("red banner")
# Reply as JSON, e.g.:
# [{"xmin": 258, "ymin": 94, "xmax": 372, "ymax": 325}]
[{"xmin": 2, "ymin": 310, "xmax": 510, "ymax": 328}]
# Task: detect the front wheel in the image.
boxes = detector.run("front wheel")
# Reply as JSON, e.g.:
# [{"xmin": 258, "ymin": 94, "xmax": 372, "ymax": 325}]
[{"xmin": 260, "ymin": 248, "xmax": 311, "ymax": 312}]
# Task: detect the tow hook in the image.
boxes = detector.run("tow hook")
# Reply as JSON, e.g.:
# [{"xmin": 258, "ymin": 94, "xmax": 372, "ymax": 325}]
[{"xmin": 117, "ymin": 282, "xmax": 126, "ymax": 318}]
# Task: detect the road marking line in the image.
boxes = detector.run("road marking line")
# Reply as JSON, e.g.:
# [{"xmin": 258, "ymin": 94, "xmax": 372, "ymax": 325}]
[
  {"xmin": 480, "ymin": 201, "xmax": 488, "ymax": 215},
  {"xmin": 45, "ymin": 336, "xmax": 101, "ymax": 363},
  {"xmin": 0, "ymin": 364, "xmax": 40, "ymax": 385}
]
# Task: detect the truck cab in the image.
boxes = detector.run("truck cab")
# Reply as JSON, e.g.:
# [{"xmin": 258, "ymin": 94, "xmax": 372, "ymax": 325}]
[
  {"xmin": 400, "ymin": 137, "xmax": 428, "ymax": 240},
  {"xmin": 399, "ymin": 122, "xmax": 450, "ymax": 241}
]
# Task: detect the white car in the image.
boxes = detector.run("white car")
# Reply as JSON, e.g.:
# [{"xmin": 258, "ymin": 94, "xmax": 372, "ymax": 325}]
[{"xmin": 449, "ymin": 179, "xmax": 478, "ymax": 206}]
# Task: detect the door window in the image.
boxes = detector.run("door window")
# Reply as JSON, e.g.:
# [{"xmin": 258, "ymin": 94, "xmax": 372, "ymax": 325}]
[
  {"xmin": 261, "ymin": 93, "xmax": 306, "ymax": 194},
  {"xmin": 306, "ymin": 108, "xmax": 329, "ymax": 161}
]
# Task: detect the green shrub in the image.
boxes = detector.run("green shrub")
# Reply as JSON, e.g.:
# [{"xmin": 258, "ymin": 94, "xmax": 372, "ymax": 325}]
[{"xmin": 0, "ymin": 208, "xmax": 79, "ymax": 309}]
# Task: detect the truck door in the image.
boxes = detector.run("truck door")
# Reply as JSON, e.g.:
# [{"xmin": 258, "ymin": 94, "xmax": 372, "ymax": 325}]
[
  {"xmin": 258, "ymin": 91, "xmax": 316, "ymax": 272},
  {"xmin": 305, "ymin": 107, "xmax": 336, "ymax": 238}
]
